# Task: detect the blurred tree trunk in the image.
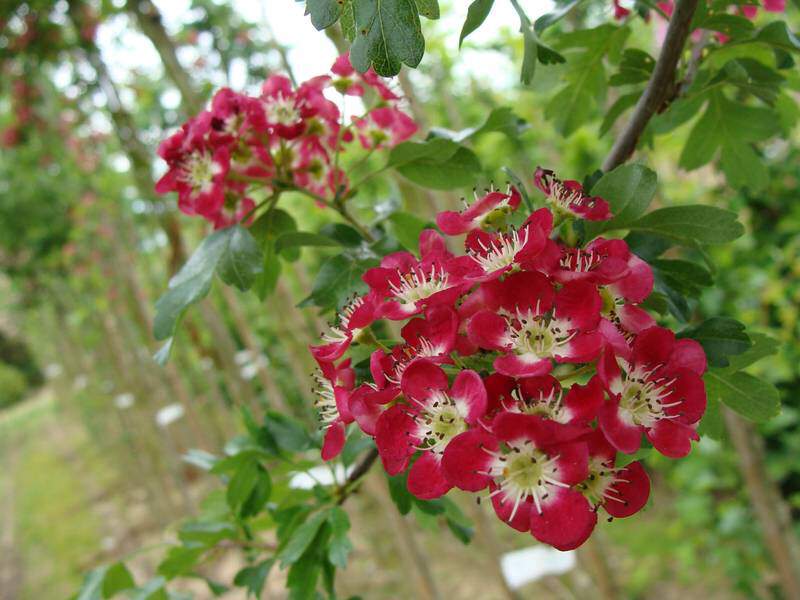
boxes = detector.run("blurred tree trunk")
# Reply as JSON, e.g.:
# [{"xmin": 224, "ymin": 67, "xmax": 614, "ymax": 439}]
[{"xmin": 723, "ymin": 408, "xmax": 800, "ymax": 599}]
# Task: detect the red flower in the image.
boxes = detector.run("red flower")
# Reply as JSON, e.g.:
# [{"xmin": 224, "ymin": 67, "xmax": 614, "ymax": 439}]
[
  {"xmin": 310, "ymin": 293, "xmax": 379, "ymax": 364},
  {"xmin": 363, "ymin": 230, "xmax": 464, "ymax": 320},
  {"xmin": 534, "ymin": 167, "xmax": 612, "ymax": 221},
  {"xmin": 578, "ymin": 430, "xmax": 651, "ymax": 518},
  {"xmin": 353, "ymin": 106, "xmax": 418, "ymax": 149},
  {"xmin": 313, "ymin": 359, "xmax": 356, "ymax": 461},
  {"xmin": 467, "ymin": 274, "xmax": 603, "ymax": 377},
  {"xmin": 436, "ymin": 186, "xmax": 522, "ymax": 235},
  {"xmin": 598, "ymin": 327, "xmax": 707, "ymax": 458},
  {"xmin": 374, "ymin": 360, "xmax": 487, "ymax": 499},
  {"xmin": 443, "ymin": 412, "xmax": 595, "ymax": 550}
]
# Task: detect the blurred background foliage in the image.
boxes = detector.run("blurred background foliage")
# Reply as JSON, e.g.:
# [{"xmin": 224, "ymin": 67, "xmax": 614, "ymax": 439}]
[{"xmin": 1, "ymin": 0, "xmax": 799, "ymax": 598}]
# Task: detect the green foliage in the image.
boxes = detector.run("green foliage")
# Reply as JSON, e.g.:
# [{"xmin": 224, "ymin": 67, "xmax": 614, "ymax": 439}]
[
  {"xmin": 350, "ymin": 0, "xmax": 425, "ymax": 76},
  {"xmin": 388, "ymin": 138, "xmax": 482, "ymax": 189},
  {"xmin": 584, "ymin": 163, "xmax": 657, "ymax": 240},
  {"xmin": 0, "ymin": 363, "xmax": 28, "ymax": 410}
]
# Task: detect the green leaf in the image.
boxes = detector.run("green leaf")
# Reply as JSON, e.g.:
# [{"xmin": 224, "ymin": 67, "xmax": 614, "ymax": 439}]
[
  {"xmin": 178, "ymin": 521, "xmax": 237, "ymax": 546},
  {"xmin": 705, "ymin": 370, "xmax": 780, "ymax": 422},
  {"xmin": 718, "ymin": 332, "xmax": 780, "ymax": 374},
  {"xmin": 583, "ymin": 163, "xmax": 657, "ymax": 240},
  {"xmin": 698, "ymin": 395, "xmax": 725, "ymax": 441},
  {"xmin": 387, "ymin": 138, "xmax": 461, "ymax": 168},
  {"xmin": 130, "ymin": 578, "xmax": 168, "ymax": 600},
  {"xmin": 699, "ymin": 13, "xmax": 755, "ymax": 39},
  {"xmin": 153, "ymin": 337, "xmax": 174, "ymax": 366},
  {"xmin": 414, "ymin": 0, "xmax": 439, "ymax": 19},
  {"xmin": 299, "ymin": 253, "xmax": 374, "ymax": 310},
  {"xmin": 183, "ymin": 449, "xmax": 219, "ymax": 471},
  {"xmin": 153, "ymin": 229, "xmax": 230, "ymax": 340},
  {"xmin": 217, "ymin": 225, "xmax": 263, "ymax": 292},
  {"xmin": 459, "ymin": 0, "xmax": 494, "ymax": 47},
  {"xmin": 609, "ymin": 48, "xmax": 655, "ymax": 86},
  {"xmin": 651, "ymin": 259, "xmax": 713, "ymax": 297},
  {"xmin": 441, "ymin": 107, "xmax": 528, "ymax": 142},
  {"xmin": 226, "ymin": 457, "xmax": 260, "ymax": 511},
  {"xmin": 545, "ymin": 24, "xmax": 630, "ymax": 135},
  {"xmin": 319, "ymin": 223, "xmax": 364, "ymax": 247},
  {"xmin": 350, "ymin": 0, "xmax": 425, "ymax": 77},
  {"xmin": 287, "ymin": 549, "xmax": 322, "ymax": 600},
  {"xmin": 234, "ymin": 559, "xmax": 275, "ymax": 598},
  {"xmin": 306, "ymin": 0, "xmax": 344, "ymax": 29},
  {"xmin": 264, "ymin": 410, "xmax": 313, "ymax": 453},
  {"xmin": 386, "ymin": 471, "xmax": 412, "ymax": 515},
  {"xmin": 627, "ymin": 205, "xmax": 744, "ymax": 245},
  {"xmin": 387, "ymin": 212, "xmax": 430, "ymax": 251},
  {"xmin": 103, "ymin": 563, "xmax": 135, "ymax": 596},
  {"xmin": 600, "ymin": 92, "xmax": 640, "ymax": 137},
  {"xmin": 520, "ymin": 26, "xmax": 538, "ymax": 85},
  {"xmin": 280, "ymin": 510, "xmax": 330, "ymax": 566},
  {"xmin": 158, "ymin": 547, "xmax": 205, "ymax": 579},
  {"xmin": 240, "ymin": 468, "xmax": 272, "ymax": 518},
  {"xmin": 755, "ymin": 21, "xmax": 800, "ymax": 53},
  {"xmin": 533, "ymin": 0, "xmax": 580, "ymax": 33},
  {"xmin": 327, "ymin": 507, "xmax": 353, "ymax": 568},
  {"xmin": 679, "ymin": 317, "xmax": 751, "ymax": 368},
  {"xmin": 341, "ymin": 0, "xmax": 356, "ymax": 40},
  {"xmin": 396, "ymin": 146, "xmax": 482, "ymax": 190},
  {"xmin": 274, "ymin": 231, "xmax": 340, "ymax": 256},
  {"xmin": 77, "ymin": 566, "xmax": 108, "ymax": 600},
  {"xmin": 679, "ymin": 92, "xmax": 779, "ymax": 191}
]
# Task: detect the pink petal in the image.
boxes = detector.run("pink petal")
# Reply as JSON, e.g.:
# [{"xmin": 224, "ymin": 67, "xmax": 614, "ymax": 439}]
[
  {"xmin": 555, "ymin": 332, "xmax": 603, "ymax": 364},
  {"xmin": 667, "ymin": 338, "xmax": 707, "ymax": 375},
  {"xmin": 633, "ymin": 326, "xmax": 675, "ymax": 367}
]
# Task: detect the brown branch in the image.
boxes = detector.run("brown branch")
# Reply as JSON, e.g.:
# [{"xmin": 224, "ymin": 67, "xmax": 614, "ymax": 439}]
[
  {"xmin": 337, "ymin": 447, "xmax": 379, "ymax": 504},
  {"xmin": 602, "ymin": 0, "xmax": 700, "ymax": 172}
]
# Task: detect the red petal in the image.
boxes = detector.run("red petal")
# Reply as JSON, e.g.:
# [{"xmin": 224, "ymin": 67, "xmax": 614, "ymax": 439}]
[
  {"xmin": 452, "ymin": 369, "xmax": 488, "ymax": 424},
  {"xmin": 633, "ymin": 326, "xmax": 676, "ymax": 368},
  {"xmin": 667, "ymin": 338, "xmax": 707, "ymax": 375},
  {"xmin": 529, "ymin": 487, "xmax": 597, "ymax": 551},
  {"xmin": 321, "ymin": 421, "xmax": 346, "ymax": 461},
  {"xmin": 491, "ymin": 484, "xmax": 534, "ymax": 532},
  {"xmin": 442, "ymin": 429, "xmax": 497, "ymax": 491},
  {"xmin": 555, "ymin": 281, "xmax": 601, "ymax": 330},
  {"xmin": 564, "ymin": 376, "xmax": 604, "ymax": 424},
  {"xmin": 467, "ymin": 310, "xmax": 510, "ymax": 351},
  {"xmin": 375, "ymin": 405, "xmax": 417, "ymax": 475},
  {"xmin": 494, "ymin": 353, "xmax": 552, "ymax": 378},
  {"xmin": 400, "ymin": 359, "xmax": 448, "ymax": 401},
  {"xmin": 598, "ymin": 400, "xmax": 642, "ymax": 454},
  {"xmin": 604, "ymin": 461, "xmax": 650, "ymax": 518},
  {"xmin": 647, "ymin": 419, "xmax": 697, "ymax": 458},
  {"xmin": 407, "ymin": 453, "xmax": 452, "ymax": 499}
]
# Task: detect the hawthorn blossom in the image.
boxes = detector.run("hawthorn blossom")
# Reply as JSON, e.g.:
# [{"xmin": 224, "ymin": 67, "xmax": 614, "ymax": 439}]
[
  {"xmin": 598, "ymin": 326, "xmax": 707, "ymax": 457},
  {"xmin": 436, "ymin": 186, "xmax": 522, "ymax": 235},
  {"xmin": 534, "ymin": 167, "xmax": 611, "ymax": 221}
]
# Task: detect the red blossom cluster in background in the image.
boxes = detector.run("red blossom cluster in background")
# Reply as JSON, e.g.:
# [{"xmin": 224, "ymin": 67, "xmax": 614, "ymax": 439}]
[
  {"xmin": 310, "ymin": 171, "xmax": 708, "ymax": 550},
  {"xmin": 614, "ymin": 0, "xmax": 785, "ymax": 25},
  {"xmin": 155, "ymin": 54, "xmax": 417, "ymax": 229}
]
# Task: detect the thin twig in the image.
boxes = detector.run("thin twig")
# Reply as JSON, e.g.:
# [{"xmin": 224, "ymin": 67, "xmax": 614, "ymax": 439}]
[
  {"xmin": 337, "ymin": 447, "xmax": 380, "ymax": 504},
  {"xmin": 602, "ymin": 0, "xmax": 700, "ymax": 172}
]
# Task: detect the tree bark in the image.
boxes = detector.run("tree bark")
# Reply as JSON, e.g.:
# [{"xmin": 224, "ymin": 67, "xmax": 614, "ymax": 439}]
[{"xmin": 723, "ymin": 408, "xmax": 800, "ymax": 599}]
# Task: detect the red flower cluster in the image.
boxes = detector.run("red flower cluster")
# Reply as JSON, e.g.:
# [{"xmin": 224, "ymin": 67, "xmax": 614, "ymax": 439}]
[
  {"xmin": 310, "ymin": 168, "xmax": 707, "ymax": 551},
  {"xmin": 155, "ymin": 54, "xmax": 417, "ymax": 228}
]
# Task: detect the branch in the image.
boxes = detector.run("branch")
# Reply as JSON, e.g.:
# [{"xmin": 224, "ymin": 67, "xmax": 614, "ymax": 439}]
[
  {"xmin": 602, "ymin": 0, "xmax": 700, "ymax": 172},
  {"xmin": 337, "ymin": 447, "xmax": 379, "ymax": 504}
]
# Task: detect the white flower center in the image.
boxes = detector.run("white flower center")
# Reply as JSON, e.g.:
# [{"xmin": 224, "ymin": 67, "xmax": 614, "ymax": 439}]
[
  {"xmin": 322, "ymin": 296, "xmax": 364, "ymax": 344},
  {"xmin": 181, "ymin": 152, "xmax": 221, "ymax": 191},
  {"xmin": 388, "ymin": 265, "xmax": 450, "ymax": 305},
  {"xmin": 508, "ymin": 308, "xmax": 576, "ymax": 360},
  {"xmin": 312, "ymin": 371, "xmax": 338, "ymax": 426},
  {"xmin": 484, "ymin": 439, "xmax": 568, "ymax": 519},
  {"xmin": 469, "ymin": 228, "xmax": 529, "ymax": 273},
  {"xmin": 614, "ymin": 364, "xmax": 678, "ymax": 428},
  {"xmin": 579, "ymin": 457, "xmax": 629, "ymax": 508},
  {"xmin": 264, "ymin": 96, "xmax": 300, "ymax": 125},
  {"xmin": 509, "ymin": 386, "xmax": 569, "ymax": 423},
  {"xmin": 411, "ymin": 390, "xmax": 468, "ymax": 455}
]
